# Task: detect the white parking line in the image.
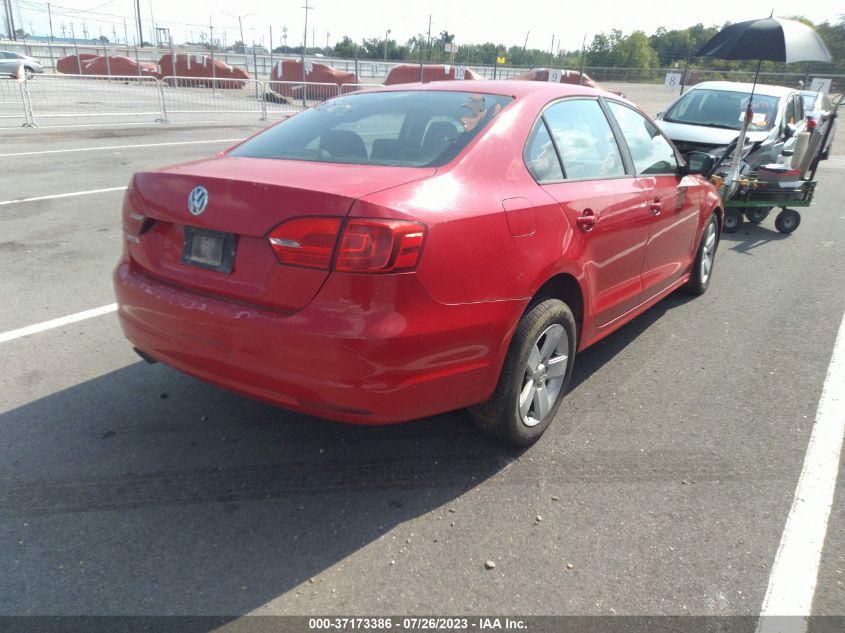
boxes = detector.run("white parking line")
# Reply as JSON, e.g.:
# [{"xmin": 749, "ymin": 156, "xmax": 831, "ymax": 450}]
[
  {"xmin": 0, "ymin": 138, "xmax": 243, "ymax": 158},
  {"xmin": 0, "ymin": 304, "xmax": 117, "ymax": 344},
  {"xmin": 757, "ymin": 311, "xmax": 845, "ymax": 631},
  {"xmin": 0, "ymin": 186, "xmax": 126, "ymax": 206}
]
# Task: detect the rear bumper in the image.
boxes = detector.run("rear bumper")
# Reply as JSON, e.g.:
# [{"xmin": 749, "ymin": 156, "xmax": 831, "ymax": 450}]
[{"xmin": 113, "ymin": 259, "xmax": 522, "ymax": 424}]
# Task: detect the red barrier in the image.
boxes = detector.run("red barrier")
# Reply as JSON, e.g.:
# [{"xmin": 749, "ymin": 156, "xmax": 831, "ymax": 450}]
[
  {"xmin": 511, "ymin": 68, "xmax": 599, "ymax": 88},
  {"xmin": 268, "ymin": 60, "xmax": 357, "ymax": 97},
  {"xmin": 158, "ymin": 53, "xmax": 250, "ymax": 88},
  {"xmin": 56, "ymin": 54, "xmax": 158, "ymax": 77},
  {"xmin": 384, "ymin": 64, "xmax": 483, "ymax": 85}
]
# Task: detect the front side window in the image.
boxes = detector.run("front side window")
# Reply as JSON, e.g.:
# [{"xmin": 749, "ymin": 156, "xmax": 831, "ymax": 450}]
[
  {"xmin": 230, "ymin": 90, "xmax": 512, "ymax": 167},
  {"xmin": 607, "ymin": 101, "xmax": 678, "ymax": 175},
  {"xmin": 542, "ymin": 99, "xmax": 625, "ymax": 180},
  {"xmin": 791, "ymin": 95, "xmax": 804, "ymax": 124}
]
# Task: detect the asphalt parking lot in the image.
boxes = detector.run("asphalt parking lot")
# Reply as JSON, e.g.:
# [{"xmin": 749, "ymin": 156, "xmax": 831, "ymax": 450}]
[{"xmin": 0, "ymin": 84, "xmax": 844, "ymax": 626}]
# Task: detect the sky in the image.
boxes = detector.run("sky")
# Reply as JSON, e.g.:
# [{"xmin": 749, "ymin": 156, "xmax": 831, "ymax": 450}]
[{"xmin": 7, "ymin": 0, "xmax": 845, "ymax": 52}]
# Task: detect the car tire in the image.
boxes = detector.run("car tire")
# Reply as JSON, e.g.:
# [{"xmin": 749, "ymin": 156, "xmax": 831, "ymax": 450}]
[
  {"xmin": 775, "ymin": 208, "xmax": 801, "ymax": 234},
  {"xmin": 469, "ymin": 298, "xmax": 576, "ymax": 447},
  {"xmin": 723, "ymin": 209, "xmax": 743, "ymax": 233},
  {"xmin": 683, "ymin": 213, "xmax": 719, "ymax": 296},
  {"xmin": 24, "ymin": 67, "xmax": 34, "ymax": 80}
]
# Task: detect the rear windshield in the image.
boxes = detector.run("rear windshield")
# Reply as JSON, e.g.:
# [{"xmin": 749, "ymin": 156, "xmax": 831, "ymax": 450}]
[
  {"xmin": 229, "ymin": 90, "xmax": 513, "ymax": 167},
  {"xmin": 663, "ymin": 88, "xmax": 780, "ymax": 131}
]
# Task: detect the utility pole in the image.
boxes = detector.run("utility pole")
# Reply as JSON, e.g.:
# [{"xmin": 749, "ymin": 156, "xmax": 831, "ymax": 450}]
[
  {"xmin": 282, "ymin": 25, "xmax": 287, "ymax": 53},
  {"xmin": 419, "ymin": 14, "xmax": 431, "ymax": 82},
  {"xmin": 134, "ymin": 0, "xmax": 143, "ymax": 47},
  {"xmin": 521, "ymin": 31, "xmax": 529, "ymax": 66},
  {"xmin": 46, "ymin": 3, "xmax": 55, "ymax": 40},
  {"xmin": 301, "ymin": 0, "xmax": 313, "ymax": 106},
  {"xmin": 326, "ymin": 30, "xmax": 329, "ymax": 50},
  {"xmin": 5, "ymin": 0, "xmax": 18, "ymax": 40},
  {"xmin": 578, "ymin": 33, "xmax": 587, "ymax": 85},
  {"xmin": 426, "ymin": 14, "xmax": 432, "ymax": 62},
  {"xmin": 384, "ymin": 28, "xmax": 390, "ymax": 62},
  {"xmin": 123, "ymin": 18, "xmax": 128, "ymax": 45},
  {"xmin": 148, "ymin": 0, "xmax": 155, "ymax": 49},
  {"xmin": 238, "ymin": 15, "xmax": 245, "ymax": 51},
  {"xmin": 549, "ymin": 34, "xmax": 555, "ymax": 66}
]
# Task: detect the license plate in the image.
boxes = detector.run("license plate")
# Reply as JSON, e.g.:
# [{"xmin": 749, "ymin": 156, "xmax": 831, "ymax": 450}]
[{"xmin": 182, "ymin": 227, "xmax": 236, "ymax": 273}]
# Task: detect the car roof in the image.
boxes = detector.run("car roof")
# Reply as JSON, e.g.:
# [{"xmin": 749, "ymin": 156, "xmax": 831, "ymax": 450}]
[
  {"xmin": 690, "ymin": 81, "xmax": 796, "ymax": 98},
  {"xmin": 358, "ymin": 79, "xmax": 631, "ymax": 104}
]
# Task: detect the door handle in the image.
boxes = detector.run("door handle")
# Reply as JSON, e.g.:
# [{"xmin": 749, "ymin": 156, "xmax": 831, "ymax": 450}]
[
  {"xmin": 576, "ymin": 209, "xmax": 596, "ymax": 231},
  {"xmin": 650, "ymin": 199, "xmax": 662, "ymax": 215}
]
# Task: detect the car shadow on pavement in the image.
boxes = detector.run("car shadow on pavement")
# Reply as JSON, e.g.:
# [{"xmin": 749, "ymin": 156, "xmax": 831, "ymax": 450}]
[
  {"xmin": 721, "ymin": 223, "xmax": 790, "ymax": 255},
  {"xmin": 567, "ymin": 290, "xmax": 697, "ymax": 393},
  {"xmin": 0, "ymin": 363, "xmax": 513, "ymax": 620}
]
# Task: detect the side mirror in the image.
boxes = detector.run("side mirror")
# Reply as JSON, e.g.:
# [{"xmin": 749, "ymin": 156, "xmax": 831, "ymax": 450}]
[
  {"xmin": 682, "ymin": 151, "xmax": 714, "ymax": 175},
  {"xmin": 784, "ymin": 123, "xmax": 798, "ymax": 139},
  {"xmin": 656, "ymin": 111, "xmax": 664, "ymax": 119}
]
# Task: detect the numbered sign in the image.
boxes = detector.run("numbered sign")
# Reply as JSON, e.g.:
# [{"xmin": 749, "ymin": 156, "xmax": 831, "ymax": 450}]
[
  {"xmin": 305, "ymin": 59, "xmax": 315, "ymax": 74},
  {"xmin": 454, "ymin": 65, "xmax": 465, "ymax": 79},
  {"xmin": 810, "ymin": 78, "xmax": 831, "ymax": 94},
  {"xmin": 547, "ymin": 69, "xmax": 562, "ymax": 83},
  {"xmin": 664, "ymin": 72, "xmax": 682, "ymax": 89}
]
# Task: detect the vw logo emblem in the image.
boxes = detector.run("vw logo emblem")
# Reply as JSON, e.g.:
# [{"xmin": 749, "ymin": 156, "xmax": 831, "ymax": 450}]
[{"xmin": 187, "ymin": 186, "xmax": 209, "ymax": 216}]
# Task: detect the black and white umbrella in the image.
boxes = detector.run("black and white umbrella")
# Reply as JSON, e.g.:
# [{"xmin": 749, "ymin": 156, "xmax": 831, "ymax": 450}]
[
  {"xmin": 695, "ymin": 17, "xmax": 832, "ymax": 191},
  {"xmin": 697, "ymin": 17, "xmax": 832, "ymax": 65}
]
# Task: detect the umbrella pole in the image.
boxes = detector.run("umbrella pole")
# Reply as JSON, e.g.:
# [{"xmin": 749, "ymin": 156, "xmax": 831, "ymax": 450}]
[{"xmin": 724, "ymin": 59, "xmax": 763, "ymax": 198}]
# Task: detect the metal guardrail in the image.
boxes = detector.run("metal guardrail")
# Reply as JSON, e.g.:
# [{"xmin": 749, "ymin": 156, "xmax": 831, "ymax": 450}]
[
  {"xmin": 0, "ymin": 75, "xmax": 348, "ymax": 127},
  {"xmin": 17, "ymin": 74, "xmax": 162, "ymax": 123},
  {"xmin": 264, "ymin": 80, "xmax": 339, "ymax": 112},
  {"xmin": 339, "ymin": 83, "xmax": 374, "ymax": 95},
  {"xmin": 162, "ymin": 76, "xmax": 267, "ymax": 120},
  {"xmin": 0, "ymin": 78, "xmax": 26, "ymax": 123}
]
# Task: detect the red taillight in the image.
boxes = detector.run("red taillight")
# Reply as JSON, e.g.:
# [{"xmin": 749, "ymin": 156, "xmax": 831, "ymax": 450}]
[
  {"xmin": 267, "ymin": 217, "xmax": 426, "ymax": 273},
  {"xmin": 807, "ymin": 117, "xmax": 817, "ymax": 130},
  {"xmin": 268, "ymin": 217, "xmax": 342, "ymax": 270},
  {"xmin": 335, "ymin": 219, "xmax": 426, "ymax": 272},
  {"xmin": 122, "ymin": 189, "xmax": 145, "ymax": 229}
]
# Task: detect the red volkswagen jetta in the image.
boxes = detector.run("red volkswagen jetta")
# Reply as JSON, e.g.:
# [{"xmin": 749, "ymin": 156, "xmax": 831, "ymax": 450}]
[{"xmin": 114, "ymin": 81, "xmax": 722, "ymax": 446}]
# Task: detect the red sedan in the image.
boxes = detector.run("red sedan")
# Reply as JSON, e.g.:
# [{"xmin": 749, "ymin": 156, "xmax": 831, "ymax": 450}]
[{"xmin": 114, "ymin": 81, "xmax": 723, "ymax": 446}]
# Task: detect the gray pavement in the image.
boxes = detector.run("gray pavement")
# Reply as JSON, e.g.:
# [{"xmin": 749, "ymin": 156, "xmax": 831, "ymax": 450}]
[{"xmin": 0, "ymin": 88, "xmax": 843, "ymax": 622}]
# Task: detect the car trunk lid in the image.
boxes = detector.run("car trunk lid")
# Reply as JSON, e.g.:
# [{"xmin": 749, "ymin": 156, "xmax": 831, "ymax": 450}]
[{"xmin": 126, "ymin": 156, "xmax": 434, "ymax": 312}]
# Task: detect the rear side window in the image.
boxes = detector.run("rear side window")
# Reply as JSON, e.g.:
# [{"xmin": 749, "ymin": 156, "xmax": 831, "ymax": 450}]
[
  {"xmin": 606, "ymin": 101, "xmax": 678, "ymax": 175},
  {"xmin": 524, "ymin": 120, "xmax": 564, "ymax": 183},
  {"xmin": 230, "ymin": 90, "xmax": 512, "ymax": 167},
  {"xmin": 542, "ymin": 99, "xmax": 625, "ymax": 180}
]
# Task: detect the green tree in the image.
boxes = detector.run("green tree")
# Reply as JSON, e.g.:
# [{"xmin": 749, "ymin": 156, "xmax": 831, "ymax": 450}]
[
  {"xmin": 333, "ymin": 35, "xmax": 357, "ymax": 58},
  {"xmin": 617, "ymin": 31, "xmax": 658, "ymax": 68}
]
